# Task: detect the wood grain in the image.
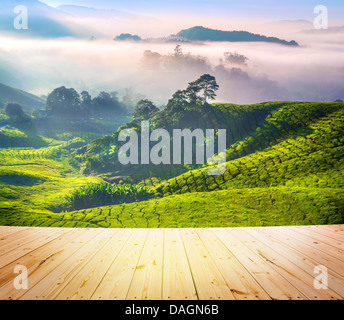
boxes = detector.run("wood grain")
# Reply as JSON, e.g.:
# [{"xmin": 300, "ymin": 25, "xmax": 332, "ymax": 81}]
[{"xmin": 0, "ymin": 225, "xmax": 343, "ymax": 300}]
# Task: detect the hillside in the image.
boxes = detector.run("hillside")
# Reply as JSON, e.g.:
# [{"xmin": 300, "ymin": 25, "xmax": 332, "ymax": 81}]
[
  {"xmin": 0, "ymin": 0, "xmax": 76, "ymax": 38},
  {"xmin": 175, "ymin": 26, "xmax": 299, "ymax": 46},
  {"xmin": 0, "ymin": 83, "xmax": 46, "ymax": 112},
  {"xmin": 1, "ymin": 97, "xmax": 343, "ymax": 228}
]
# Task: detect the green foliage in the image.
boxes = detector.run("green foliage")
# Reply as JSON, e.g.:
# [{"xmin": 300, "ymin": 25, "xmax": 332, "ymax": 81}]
[
  {"xmin": 0, "ymin": 169, "xmax": 44, "ymax": 186},
  {"xmin": 2, "ymin": 187, "xmax": 342, "ymax": 228},
  {"xmin": 66, "ymin": 182, "xmax": 154, "ymax": 211},
  {"xmin": 0, "ymin": 145, "xmax": 104, "ymax": 223},
  {"xmin": 4, "ymin": 102, "xmax": 32, "ymax": 126},
  {"xmin": 0, "ymin": 96, "xmax": 343, "ymax": 228},
  {"xmin": 132, "ymin": 99, "xmax": 159, "ymax": 120},
  {"xmin": 186, "ymin": 74, "xmax": 219, "ymax": 103},
  {"xmin": 155, "ymin": 107, "xmax": 344, "ymax": 196},
  {"xmin": 0, "ymin": 126, "xmax": 48, "ymax": 148},
  {"xmin": 46, "ymin": 87, "xmax": 125, "ymax": 119},
  {"xmin": 4, "ymin": 102, "xmax": 24, "ymax": 119}
]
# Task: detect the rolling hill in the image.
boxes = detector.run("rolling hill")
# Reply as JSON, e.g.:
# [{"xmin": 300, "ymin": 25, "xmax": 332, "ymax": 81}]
[
  {"xmin": 1, "ymin": 98, "xmax": 343, "ymax": 228},
  {"xmin": 0, "ymin": 83, "xmax": 46, "ymax": 112}
]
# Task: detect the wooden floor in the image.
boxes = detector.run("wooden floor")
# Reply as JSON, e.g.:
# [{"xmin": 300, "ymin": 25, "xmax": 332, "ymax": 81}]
[{"xmin": 0, "ymin": 225, "xmax": 343, "ymax": 300}]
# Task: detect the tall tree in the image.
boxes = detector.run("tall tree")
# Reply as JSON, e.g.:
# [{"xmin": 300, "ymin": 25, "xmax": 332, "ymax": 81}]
[
  {"xmin": 92, "ymin": 91, "xmax": 123, "ymax": 116},
  {"xmin": 133, "ymin": 99, "xmax": 159, "ymax": 120},
  {"xmin": 142, "ymin": 50, "xmax": 161, "ymax": 70},
  {"xmin": 46, "ymin": 86, "xmax": 81, "ymax": 117},
  {"xmin": 80, "ymin": 90, "xmax": 92, "ymax": 115},
  {"xmin": 187, "ymin": 74, "xmax": 219, "ymax": 104}
]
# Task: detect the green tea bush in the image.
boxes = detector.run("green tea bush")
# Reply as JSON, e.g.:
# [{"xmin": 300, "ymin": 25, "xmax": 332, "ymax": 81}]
[{"xmin": 66, "ymin": 182, "xmax": 154, "ymax": 211}]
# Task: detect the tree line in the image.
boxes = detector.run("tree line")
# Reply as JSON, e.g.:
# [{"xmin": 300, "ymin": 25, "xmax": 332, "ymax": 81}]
[
  {"xmin": 2, "ymin": 72, "xmax": 219, "ymax": 126},
  {"xmin": 132, "ymin": 73, "xmax": 219, "ymax": 120},
  {"xmin": 46, "ymin": 87, "xmax": 127, "ymax": 119}
]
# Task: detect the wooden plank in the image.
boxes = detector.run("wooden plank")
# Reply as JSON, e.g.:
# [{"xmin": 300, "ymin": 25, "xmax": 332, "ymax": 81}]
[
  {"xmin": 19, "ymin": 228, "xmax": 113, "ymax": 300},
  {"xmin": 0, "ymin": 226, "xmax": 27, "ymax": 232},
  {"xmin": 0, "ymin": 228, "xmax": 98, "ymax": 300},
  {"xmin": 327, "ymin": 225, "xmax": 344, "ymax": 232},
  {"xmin": 180, "ymin": 229, "xmax": 235, "ymax": 300},
  {"xmin": 0, "ymin": 226, "xmax": 28, "ymax": 238},
  {"xmin": 162, "ymin": 229, "xmax": 197, "ymax": 300},
  {"xmin": 214, "ymin": 228, "xmax": 307, "ymax": 300},
  {"xmin": 0, "ymin": 228, "xmax": 36, "ymax": 251},
  {"xmin": 250, "ymin": 227, "xmax": 344, "ymax": 298},
  {"xmin": 0, "ymin": 226, "xmax": 12, "ymax": 232},
  {"xmin": 312, "ymin": 225, "xmax": 344, "ymax": 233},
  {"xmin": 287, "ymin": 226, "xmax": 344, "ymax": 256},
  {"xmin": 54, "ymin": 229, "xmax": 132, "ymax": 300},
  {"xmin": 196, "ymin": 229, "xmax": 271, "ymax": 300},
  {"xmin": 0, "ymin": 228, "xmax": 58, "ymax": 257},
  {"xmin": 233, "ymin": 227, "xmax": 342, "ymax": 300},
  {"xmin": 0, "ymin": 228, "xmax": 70, "ymax": 269},
  {"xmin": 268, "ymin": 227, "xmax": 344, "ymax": 276},
  {"xmin": 126, "ymin": 229, "xmax": 164, "ymax": 300},
  {"xmin": 90, "ymin": 229, "xmax": 149, "ymax": 300},
  {"xmin": 318, "ymin": 225, "xmax": 344, "ymax": 232},
  {"xmin": 300, "ymin": 225, "xmax": 344, "ymax": 243},
  {"xmin": 277, "ymin": 226, "xmax": 344, "ymax": 262},
  {"xmin": 0, "ymin": 225, "xmax": 343, "ymax": 301},
  {"xmin": 0, "ymin": 228, "xmax": 78, "ymax": 289}
]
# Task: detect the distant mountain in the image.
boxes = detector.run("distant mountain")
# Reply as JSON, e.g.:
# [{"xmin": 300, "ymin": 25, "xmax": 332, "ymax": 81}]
[
  {"xmin": 0, "ymin": 0, "xmax": 81, "ymax": 38},
  {"xmin": 0, "ymin": 83, "xmax": 45, "ymax": 112},
  {"xmin": 176, "ymin": 26, "xmax": 299, "ymax": 46}
]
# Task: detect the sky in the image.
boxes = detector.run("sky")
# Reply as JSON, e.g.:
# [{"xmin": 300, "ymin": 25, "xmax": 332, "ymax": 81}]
[
  {"xmin": 38, "ymin": 0, "xmax": 344, "ymax": 22},
  {"xmin": 0, "ymin": 0, "xmax": 343, "ymax": 104}
]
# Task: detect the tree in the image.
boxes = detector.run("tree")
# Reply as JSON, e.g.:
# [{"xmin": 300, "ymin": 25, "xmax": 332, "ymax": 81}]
[
  {"xmin": 186, "ymin": 74, "xmax": 219, "ymax": 104},
  {"xmin": 46, "ymin": 86, "xmax": 81, "ymax": 117},
  {"xmin": 142, "ymin": 50, "xmax": 162, "ymax": 70},
  {"xmin": 80, "ymin": 90, "xmax": 92, "ymax": 116},
  {"xmin": 114, "ymin": 33, "xmax": 141, "ymax": 41},
  {"xmin": 166, "ymin": 90, "xmax": 188, "ymax": 113},
  {"xmin": 4, "ymin": 102, "xmax": 28, "ymax": 123},
  {"xmin": 174, "ymin": 44, "xmax": 183, "ymax": 57},
  {"xmin": 133, "ymin": 99, "xmax": 159, "ymax": 120},
  {"xmin": 4, "ymin": 102, "xmax": 24, "ymax": 118},
  {"xmin": 185, "ymin": 82, "xmax": 202, "ymax": 105},
  {"xmin": 223, "ymin": 51, "xmax": 249, "ymax": 65},
  {"xmin": 92, "ymin": 91, "xmax": 123, "ymax": 116}
]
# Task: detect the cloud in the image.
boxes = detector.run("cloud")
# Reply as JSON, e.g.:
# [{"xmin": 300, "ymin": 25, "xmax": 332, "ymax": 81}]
[{"xmin": 0, "ymin": 20, "xmax": 343, "ymax": 105}]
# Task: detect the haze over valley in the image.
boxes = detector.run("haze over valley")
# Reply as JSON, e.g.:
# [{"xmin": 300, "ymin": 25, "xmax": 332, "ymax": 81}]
[{"xmin": 0, "ymin": 0, "xmax": 343, "ymax": 105}]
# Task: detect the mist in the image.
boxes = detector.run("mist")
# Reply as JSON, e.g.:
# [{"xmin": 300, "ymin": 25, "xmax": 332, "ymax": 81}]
[{"xmin": 0, "ymin": 25, "xmax": 343, "ymax": 106}]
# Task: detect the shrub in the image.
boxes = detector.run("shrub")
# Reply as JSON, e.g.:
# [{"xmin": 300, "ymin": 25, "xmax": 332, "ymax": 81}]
[{"xmin": 66, "ymin": 182, "xmax": 154, "ymax": 211}]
